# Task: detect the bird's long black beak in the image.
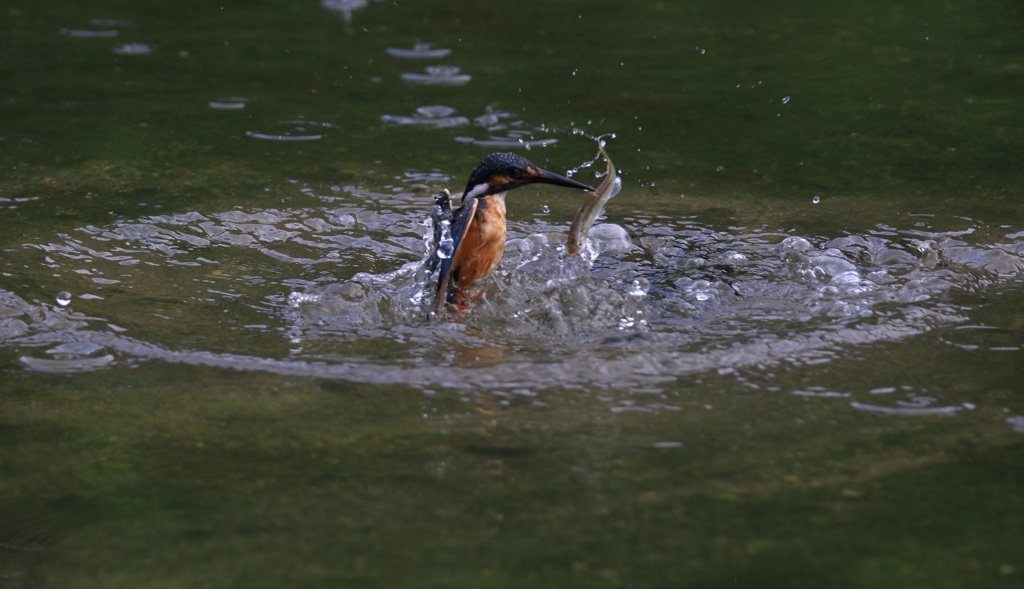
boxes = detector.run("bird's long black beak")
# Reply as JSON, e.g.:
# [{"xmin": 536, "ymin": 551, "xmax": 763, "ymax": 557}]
[{"xmin": 531, "ymin": 168, "xmax": 595, "ymax": 192}]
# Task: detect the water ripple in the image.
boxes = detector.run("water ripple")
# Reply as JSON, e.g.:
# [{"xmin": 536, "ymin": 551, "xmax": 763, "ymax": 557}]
[
  {"xmin": 386, "ymin": 43, "xmax": 451, "ymax": 59},
  {"xmin": 246, "ymin": 120, "xmax": 335, "ymax": 142},
  {"xmin": 381, "ymin": 104, "xmax": 470, "ymax": 128},
  {"xmin": 401, "ymin": 65, "xmax": 472, "ymax": 86},
  {"xmin": 850, "ymin": 401, "xmax": 965, "ymax": 416},
  {"xmin": 112, "ymin": 43, "xmax": 151, "ymax": 56},
  {"xmin": 60, "ymin": 28, "xmax": 119, "ymax": 38}
]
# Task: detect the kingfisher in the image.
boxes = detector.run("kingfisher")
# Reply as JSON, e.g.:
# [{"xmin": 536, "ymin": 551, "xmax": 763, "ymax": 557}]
[{"xmin": 432, "ymin": 152, "xmax": 594, "ymax": 315}]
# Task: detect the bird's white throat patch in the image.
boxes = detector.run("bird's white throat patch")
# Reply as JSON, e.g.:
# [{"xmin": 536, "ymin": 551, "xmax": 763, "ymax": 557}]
[{"xmin": 464, "ymin": 182, "xmax": 491, "ymax": 200}]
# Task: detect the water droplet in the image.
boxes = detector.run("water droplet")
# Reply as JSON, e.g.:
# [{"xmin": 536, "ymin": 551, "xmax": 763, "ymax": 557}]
[
  {"xmin": 812, "ymin": 195, "xmax": 821, "ymax": 204},
  {"xmin": 56, "ymin": 291, "xmax": 72, "ymax": 307},
  {"xmin": 781, "ymin": 95, "xmax": 791, "ymax": 104},
  {"xmin": 541, "ymin": 205, "xmax": 550, "ymax": 214}
]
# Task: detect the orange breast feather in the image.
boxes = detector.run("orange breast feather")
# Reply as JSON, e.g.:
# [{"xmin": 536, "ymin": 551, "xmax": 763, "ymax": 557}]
[{"xmin": 451, "ymin": 195, "xmax": 507, "ymax": 287}]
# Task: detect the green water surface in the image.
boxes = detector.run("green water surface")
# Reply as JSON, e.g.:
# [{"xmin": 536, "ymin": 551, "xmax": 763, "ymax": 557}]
[{"xmin": 2, "ymin": 0, "xmax": 1023, "ymax": 588}]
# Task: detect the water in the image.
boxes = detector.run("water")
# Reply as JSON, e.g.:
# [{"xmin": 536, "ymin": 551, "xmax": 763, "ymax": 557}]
[
  {"xmin": 2, "ymin": 0, "xmax": 1024, "ymax": 587},
  {"xmin": 14, "ymin": 203, "xmax": 1018, "ymax": 389}
]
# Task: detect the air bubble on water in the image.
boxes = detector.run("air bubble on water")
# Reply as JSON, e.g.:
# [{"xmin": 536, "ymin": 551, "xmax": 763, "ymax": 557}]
[
  {"xmin": 812, "ymin": 195, "xmax": 821, "ymax": 204},
  {"xmin": 541, "ymin": 205, "xmax": 550, "ymax": 214},
  {"xmin": 628, "ymin": 278, "xmax": 650, "ymax": 298},
  {"xmin": 56, "ymin": 291, "xmax": 72, "ymax": 307},
  {"xmin": 288, "ymin": 291, "xmax": 320, "ymax": 308},
  {"xmin": 725, "ymin": 251, "xmax": 749, "ymax": 264},
  {"xmin": 779, "ymin": 236, "xmax": 813, "ymax": 251}
]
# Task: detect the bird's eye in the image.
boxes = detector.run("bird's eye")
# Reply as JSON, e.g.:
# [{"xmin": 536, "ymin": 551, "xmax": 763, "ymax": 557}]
[{"xmin": 507, "ymin": 168, "xmax": 523, "ymax": 180}]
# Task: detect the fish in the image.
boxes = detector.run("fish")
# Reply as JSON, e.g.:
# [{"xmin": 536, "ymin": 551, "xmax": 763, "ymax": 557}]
[{"xmin": 567, "ymin": 141, "xmax": 621, "ymax": 255}]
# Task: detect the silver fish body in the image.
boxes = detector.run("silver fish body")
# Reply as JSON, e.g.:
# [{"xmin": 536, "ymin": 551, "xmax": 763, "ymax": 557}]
[{"xmin": 567, "ymin": 142, "xmax": 621, "ymax": 255}]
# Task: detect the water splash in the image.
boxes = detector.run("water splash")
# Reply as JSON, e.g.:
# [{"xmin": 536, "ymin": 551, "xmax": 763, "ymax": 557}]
[
  {"xmin": 4, "ymin": 196, "xmax": 1022, "ymax": 409},
  {"xmin": 322, "ymin": 0, "xmax": 371, "ymax": 24},
  {"xmin": 287, "ymin": 292, "xmax": 320, "ymax": 308},
  {"xmin": 436, "ymin": 220, "xmax": 454, "ymax": 260}
]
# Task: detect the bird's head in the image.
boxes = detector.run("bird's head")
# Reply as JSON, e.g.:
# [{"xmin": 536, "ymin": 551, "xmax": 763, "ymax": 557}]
[{"xmin": 462, "ymin": 152, "xmax": 594, "ymax": 200}]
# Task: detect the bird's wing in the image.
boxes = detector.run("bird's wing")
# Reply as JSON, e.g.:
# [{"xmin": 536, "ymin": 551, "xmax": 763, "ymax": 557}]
[{"xmin": 433, "ymin": 197, "xmax": 478, "ymax": 315}]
